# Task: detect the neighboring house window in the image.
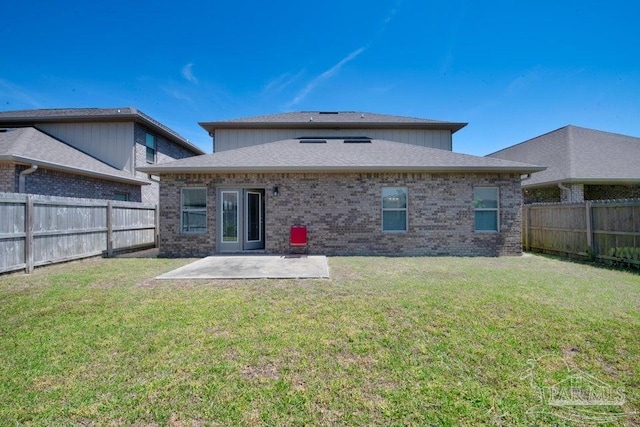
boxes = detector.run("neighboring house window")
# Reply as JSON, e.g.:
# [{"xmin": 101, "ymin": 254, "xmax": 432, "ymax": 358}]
[
  {"xmin": 382, "ymin": 187, "xmax": 408, "ymax": 232},
  {"xmin": 182, "ymin": 188, "xmax": 207, "ymax": 233},
  {"xmin": 145, "ymin": 133, "xmax": 156, "ymax": 163},
  {"xmin": 474, "ymin": 187, "xmax": 499, "ymax": 232},
  {"xmin": 113, "ymin": 192, "xmax": 129, "ymax": 201}
]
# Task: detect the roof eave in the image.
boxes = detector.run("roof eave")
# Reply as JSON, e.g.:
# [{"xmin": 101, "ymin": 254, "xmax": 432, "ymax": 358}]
[
  {"xmin": 199, "ymin": 121, "xmax": 468, "ymax": 134},
  {"xmin": 137, "ymin": 165, "xmax": 544, "ymax": 175},
  {"xmin": 0, "ymin": 155, "xmax": 150, "ymax": 186}
]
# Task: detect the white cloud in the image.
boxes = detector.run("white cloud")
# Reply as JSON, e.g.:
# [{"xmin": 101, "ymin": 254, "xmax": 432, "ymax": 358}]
[
  {"xmin": 0, "ymin": 78, "xmax": 42, "ymax": 108},
  {"xmin": 288, "ymin": 46, "xmax": 367, "ymax": 106},
  {"xmin": 181, "ymin": 63, "xmax": 198, "ymax": 84},
  {"xmin": 262, "ymin": 70, "xmax": 305, "ymax": 96}
]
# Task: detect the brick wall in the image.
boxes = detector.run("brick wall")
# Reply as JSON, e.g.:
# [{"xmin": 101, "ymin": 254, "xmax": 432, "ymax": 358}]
[
  {"xmin": 158, "ymin": 172, "xmax": 523, "ymax": 257},
  {"xmin": 0, "ymin": 163, "xmax": 15, "ymax": 192},
  {"xmin": 134, "ymin": 123, "xmax": 200, "ymax": 204},
  {"xmin": 17, "ymin": 165, "xmax": 142, "ymax": 201}
]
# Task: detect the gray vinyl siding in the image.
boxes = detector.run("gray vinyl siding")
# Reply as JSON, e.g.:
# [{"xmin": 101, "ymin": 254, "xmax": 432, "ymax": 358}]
[
  {"xmin": 214, "ymin": 128, "xmax": 452, "ymax": 152},
  {"xmin": 37, "ymin": 122, "xmax": 135, "ymax": 172}
]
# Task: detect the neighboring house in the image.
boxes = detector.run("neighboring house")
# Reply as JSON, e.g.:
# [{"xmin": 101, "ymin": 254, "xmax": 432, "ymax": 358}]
[
  {"xmin": 0, "ymin": 108, "xmax": 204, "ymax": 203},
  {"xmin": 139, "ymin": 111, "xmax": 543, "ymax": 257},
  {"xmin": 487, "ymin": 125, "xmax": 640, "ymax": 203}
]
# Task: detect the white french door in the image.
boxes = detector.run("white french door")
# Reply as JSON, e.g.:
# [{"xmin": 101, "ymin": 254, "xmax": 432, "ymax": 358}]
[{"xmin": 218, "ymin": 189, "xmax": 264, "ymax": 252}]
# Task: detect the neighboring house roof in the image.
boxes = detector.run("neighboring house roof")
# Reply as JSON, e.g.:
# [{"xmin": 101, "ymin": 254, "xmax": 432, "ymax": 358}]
[
  {"xmin": 200, "ymin": 111, "xmax": 467, "ymax": 133},
  {"xmin": 138, "ymin": 138, "xmax": 543, "ymax": 174},
  {"xmin": 0, "ymin": 107, "xmax": 204, "ymax": 155},
  {"xmin": 487, "ymin": 125, "xmax": 640, "ymax": 187},
  {"xmin": 0, "ymin": 127, "xmax": 149, "ymax": 185}
]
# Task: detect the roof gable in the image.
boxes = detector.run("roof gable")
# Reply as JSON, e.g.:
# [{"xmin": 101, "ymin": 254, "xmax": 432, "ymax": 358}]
[
  {"xmin": 488, "ymin": 125, "xmax": 640, "ymax": 186},
  {"xmin": 0, "ymin": 127, "xmax": 148, "ymax": 185}
]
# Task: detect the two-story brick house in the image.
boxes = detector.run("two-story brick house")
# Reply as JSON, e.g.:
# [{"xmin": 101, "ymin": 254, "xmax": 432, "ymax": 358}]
[
  {"xmin": 139, "ymin": 111, "xmax": 543, "ymax": 257},
  {"xmin": 0, "ymin": 108, "xmax": 204, "ymax": 203}
]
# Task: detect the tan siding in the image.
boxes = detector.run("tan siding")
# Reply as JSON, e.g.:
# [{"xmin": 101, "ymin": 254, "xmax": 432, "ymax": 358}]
[
  {"xmin": 215, "ymin": 128, "xmax": 453, "ymax": 151},
  {"xmin": 37, "ymin": 122, "xmax": 134, "ymax": 171}
]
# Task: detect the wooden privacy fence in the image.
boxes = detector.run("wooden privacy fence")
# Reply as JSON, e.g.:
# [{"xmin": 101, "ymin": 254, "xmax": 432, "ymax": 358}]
[
  {"xmin": 523, "ymin": 200, "xmax": 640, "ymax": 266},
  {"xmin": 0, "ymin": 193, "xmax": 158, "ymax": 274}
]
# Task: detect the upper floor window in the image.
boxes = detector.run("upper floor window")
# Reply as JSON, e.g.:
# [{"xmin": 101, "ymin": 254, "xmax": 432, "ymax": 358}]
[
  {"xmin": 473, "ymin": 187, "xmax": 499, "ymax": 232},
  {"xmin": 145, "ymin": 133, "xmax": 156, "ymax": 163},
  {"xmin": 382, "ymin": 187, "xmax": 408, "ymax": 232}
]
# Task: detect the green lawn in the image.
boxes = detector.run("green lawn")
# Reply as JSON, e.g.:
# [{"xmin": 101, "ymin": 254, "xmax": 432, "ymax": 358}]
[{"xmin": 0, "ymin": 255, "xmax": 638, "ymax": 426}]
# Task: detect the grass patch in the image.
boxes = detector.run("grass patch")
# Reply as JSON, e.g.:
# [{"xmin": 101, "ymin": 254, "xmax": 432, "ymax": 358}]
[{"xmin": 0, "ymin": 255, "xmax": 638, "ymax": 426}]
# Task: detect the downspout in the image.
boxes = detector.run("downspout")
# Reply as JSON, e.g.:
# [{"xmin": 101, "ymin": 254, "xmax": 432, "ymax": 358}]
[
  {"xmin": 18, "ymin": 164, "xmax": 38, "ymax": 193},
  {"xmin": 557, "ymin": 182, "xmax": 571, "ymax": 203},
  {"xmin": 521, "ymin": 173, "xmax": 531, "ymax": 182}
]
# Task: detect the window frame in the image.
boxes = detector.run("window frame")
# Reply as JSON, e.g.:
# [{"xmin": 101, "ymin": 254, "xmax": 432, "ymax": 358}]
[
  {"xmin": 145, "ymin": 132, "xmax": 157, "ymax": 163},
  {"xmin": 181, "ymin": 187, "xmax": 207, "ymax": 234},
  {"xmin": 473, "ymin": 186, "xmax": 500, "ymax": 233},
  {"xmin": 381, "ymin": 187, "xmax": 408, "ymax": 233}
]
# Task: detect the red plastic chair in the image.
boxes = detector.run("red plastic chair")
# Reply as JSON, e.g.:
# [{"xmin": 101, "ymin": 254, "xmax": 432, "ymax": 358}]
[{"xmin": 290, "ymin": 226, "xmax": 307, "ymax": 252}]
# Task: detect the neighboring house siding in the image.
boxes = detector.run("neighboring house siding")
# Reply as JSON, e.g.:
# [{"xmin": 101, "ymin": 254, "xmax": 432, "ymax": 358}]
[
  {"xmin": 37, "ymin": 122, "xmax": 135, "ymax": 171},
  {"xmin": 16, "ymin": 165, "xmax": 141, "ymax": 201},
  {"xmin": 158, "ymin": 172, "xmax": 522, "ymax": 257},
  {"xmin": 214, "ymin": 129, "xmax": 452, "ymax": 152},
  {"xmin": 133, "ymin": 123, "xmax": 198, "ymax": 204},
  {"xmin": 0, "ymin": 163, "xmax": 15, "ymax": 192}
]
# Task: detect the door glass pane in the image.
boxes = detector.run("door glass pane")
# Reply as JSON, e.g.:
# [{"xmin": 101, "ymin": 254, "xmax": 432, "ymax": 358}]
[
  {"xmin": 222, "ymin": 192, "xmax": 238, "ymax": 242},
  {"xmin": 247, "ymin": 192, "xmax": 261, "ymax": 242}
]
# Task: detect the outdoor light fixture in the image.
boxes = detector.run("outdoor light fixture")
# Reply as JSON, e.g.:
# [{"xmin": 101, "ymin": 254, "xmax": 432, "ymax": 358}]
[{"xmin": 273, "ymin": 186, "xmax": 279, "ymax": 196}]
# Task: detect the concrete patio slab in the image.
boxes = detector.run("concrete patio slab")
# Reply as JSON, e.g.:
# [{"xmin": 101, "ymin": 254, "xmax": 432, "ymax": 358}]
[{"xmin": 156, "ymin": 255, "xmax": 329, "ymax": 279}]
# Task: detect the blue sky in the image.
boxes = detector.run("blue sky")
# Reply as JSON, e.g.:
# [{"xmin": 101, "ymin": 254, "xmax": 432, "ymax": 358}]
[{"xmin": 1, "ymin": 0, "xmax": 638, "ymax": 155}]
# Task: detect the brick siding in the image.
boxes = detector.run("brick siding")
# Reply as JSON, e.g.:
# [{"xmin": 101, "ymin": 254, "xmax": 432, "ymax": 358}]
[
  {"xmin": 15, "ymin": 165, "xmax": 142, "ymax": 201},
  {"xmin": 158, "ymin": 172, "xmax": 523, "ymax": 257},
  {"xmin": 0, "ymin": 163, "xmax": 14, "ymax": 192},
  {"xmin": 134, "ymin": 123, "xmax": 200, "ymax": 205}
]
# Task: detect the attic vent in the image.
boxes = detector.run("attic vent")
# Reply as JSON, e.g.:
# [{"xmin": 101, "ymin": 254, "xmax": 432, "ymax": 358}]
[
  {"xmin": 343, "ymin": 138, "xmax": 371, "ymax": 143},
  {"xmin": 299, "ymin": 139, "xmax": 327, "ymax": 144},
  {"xmin": 318, "ymin": 111, "xmax": 339, "ymax": 114}
]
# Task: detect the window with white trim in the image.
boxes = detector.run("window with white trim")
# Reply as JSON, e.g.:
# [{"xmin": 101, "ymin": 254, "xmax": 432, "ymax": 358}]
[
  {"xmin": 473, "ymin": 187, "xmax": 499, "ymax": 232},
  {"xmin": 181, "ymin": 188, "xmax": 207, "ymax": 233},
  {"xmin": 382, "ymin": 187, "xmax": 408, "ymax": 232},
  {"xmin": 145, "ymin": 132, "xmax": 156, "ymax": 163}
]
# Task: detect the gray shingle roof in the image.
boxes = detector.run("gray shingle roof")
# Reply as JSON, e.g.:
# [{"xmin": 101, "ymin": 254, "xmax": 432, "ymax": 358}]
[
  {"xmin": 487, "ymin": 125, "xmax": 640, "ymax": 187},
  {"xmin": 138, "ymin": 138, "xmax": 543, "ymax": 174},
  {"xmin": 0, "ymin": 127, "xmax": 148, "ymax": 185},
  {"xmin": 199, "ymin": 111, "xmax": 467, "ymax": 133},
  {"xmin": 0, "ymin": 108, "xmax": 204, "ymax": 155}
]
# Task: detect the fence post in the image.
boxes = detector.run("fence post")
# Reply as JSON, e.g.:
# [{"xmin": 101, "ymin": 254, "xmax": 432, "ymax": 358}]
[
  {"xmin": 106, "ymin": 201, "xmax": 113, "ymax": 257},
  {"xmin": 154, "ymin": 204, "xmax": 159, "ymax": 248},
  {"xmin": 585, "ymin": 201, "xmax": 593, "ymax": 256},
  {"xmin": 524, "ymin": 205, "xmax": 531, "ymax": 251},
  {"xmin": 25, "ymin": 195, "xmax": 34, "ymax": 273}
]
